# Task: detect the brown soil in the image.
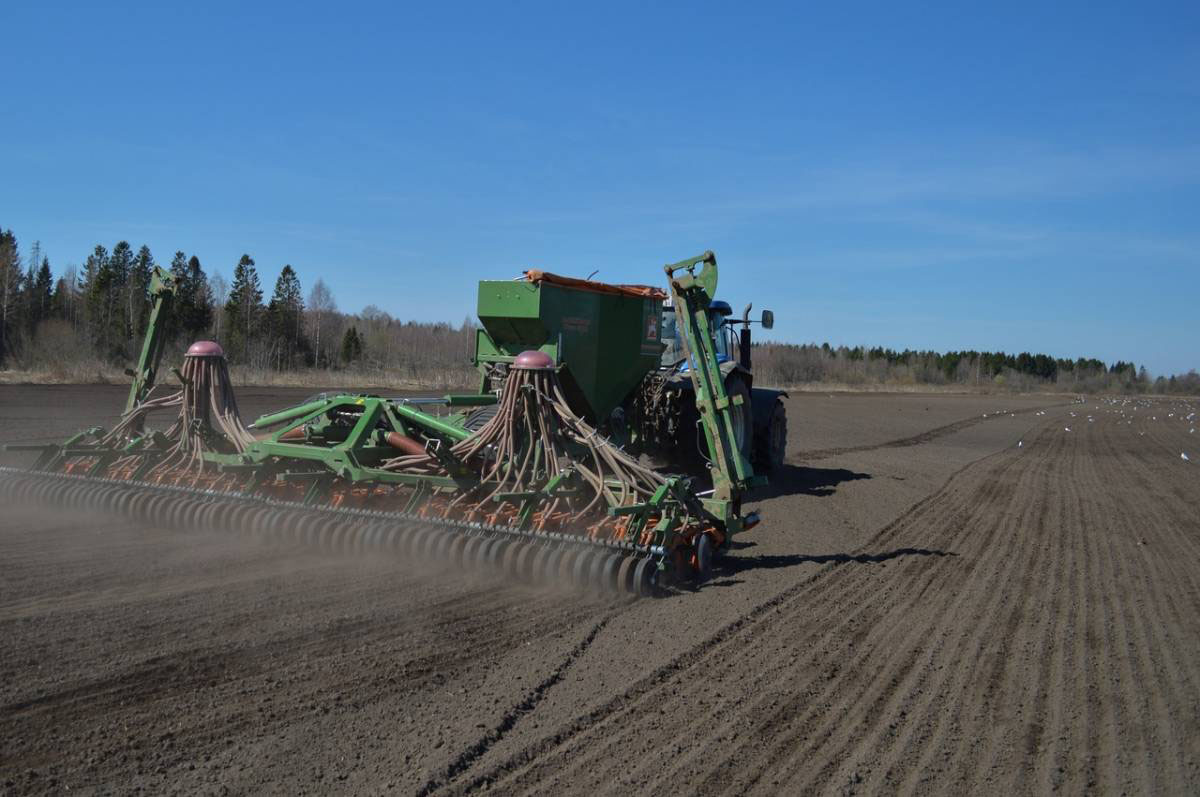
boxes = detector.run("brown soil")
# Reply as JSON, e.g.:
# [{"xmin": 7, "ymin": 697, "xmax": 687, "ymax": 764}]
[{"xmin": 1, "ymin": 386, "xmax": 1198, "ymax": 795}]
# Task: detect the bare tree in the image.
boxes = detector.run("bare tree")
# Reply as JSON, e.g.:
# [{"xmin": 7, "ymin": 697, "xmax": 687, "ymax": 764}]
[
  {"xmin": 208, "ymin": 271, "xmax": 229, "ymax": 340},
  {"xmin": 307, "ymin": 279, "xmax": 337, "ymax": 366}
]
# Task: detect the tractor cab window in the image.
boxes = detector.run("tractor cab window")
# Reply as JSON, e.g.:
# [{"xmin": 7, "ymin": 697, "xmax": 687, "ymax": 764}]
[
  {"xmin": 713, "ymin": 315, "xmax": 731, "ymax": 360},
  {"xmin": 660, "ymin": 305, "xmax": 733, "ymax": 367},
  {"xmin": 660, "ymin": 307, "xmax": 681, "ymax": 366}
]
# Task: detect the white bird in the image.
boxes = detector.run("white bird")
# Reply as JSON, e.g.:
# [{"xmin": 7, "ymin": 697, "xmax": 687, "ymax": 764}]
[
  {"xmin": 1018, "ymin": 440, "xmax": 1023, "ymax": 448},
  {"xmin": 1064, "ymin": 427, "xmax": 1071, "ymax": 432}
]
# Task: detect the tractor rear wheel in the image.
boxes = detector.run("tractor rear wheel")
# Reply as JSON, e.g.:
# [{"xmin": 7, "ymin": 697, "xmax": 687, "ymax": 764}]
[
  {"xmin": 725, "ymin": 375, "xmax": 753, "ymax": 461},
  {"xmin": 755, "ymin": 398, "xmax": 787, "ymax": 472},
  {"xmin": 675, "ymin": 374, "xmax": 753, "ymax": 468}
]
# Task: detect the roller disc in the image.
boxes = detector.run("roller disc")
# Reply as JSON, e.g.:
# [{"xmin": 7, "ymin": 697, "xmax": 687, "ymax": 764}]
[
  {"xmin": 616, "ymin": 555, "xmax": 638, "ymax": 594},
  {"xmin": 434, "ymin": 529, "xmax": 458, "ymax": 561},
  {"xmin": 486, "ymin": 537, "xmax": 511, "ymax": 569},
  {"xmin": 532, "ymin": 545, "xmax": 556, "ymax": 583},
  {"xmin": 514, "ymin": 543, "xmax": 538, "ymax": 582},
  {"xmin": 600, "ymin": 553, "xmax": 623, "ymax": 593},
  {"xmin": 572, "ymin": 548, "xmax": 596, "ymax": 588},
  {"xmin": 447, "ymin": 533, "xmax": 470, "ymax": 567},
  {"xmin": 693, "ymin": 533, "xmax": 714, "ymax": 584},
  {"xmin": 462, "ymin": 535, "xmax": 487, "ymax": 570},
  {"xmin": 556, "ymin": 547, "xmax": 580, "ymax": 586},
  {"xmin": 633, "ymin": 558, "xmax": 657, "ymax": 598},
  {"xmin": 501, "ymin": 539, "xmax": 525, "ymax": 579},
  {"xmin": 475, "ymin": 536, "xmax": 500, "ymax": 569},
  {"xmin": 588, "ymin": 554, "xmax": 614, "ymax": 590}
]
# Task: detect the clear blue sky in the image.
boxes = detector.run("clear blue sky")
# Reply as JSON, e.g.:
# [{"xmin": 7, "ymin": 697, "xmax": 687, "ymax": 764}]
[{"xmin": 3, "ymin": 1, "xmax": 1197, "ymax": 375}]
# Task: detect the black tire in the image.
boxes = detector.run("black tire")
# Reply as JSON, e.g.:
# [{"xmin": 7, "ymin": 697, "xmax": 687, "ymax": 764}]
[
  {"xmin": 693, "ymin": 533, "xmax": 714, "ymax": 584},
  {"xmin": 755, "ymin": 398, "xmax": 787, "ymax": 472},
  {"xmin": 463, "ymin": 404, "xmax": 499, "ymax": 433},
  {"xmin": 724, "ymin": 374, "xmax": 753, "ymax": 462},
  {"xmin": 676, "ymin": 374, "xmax": 753, "ymax": 466}
]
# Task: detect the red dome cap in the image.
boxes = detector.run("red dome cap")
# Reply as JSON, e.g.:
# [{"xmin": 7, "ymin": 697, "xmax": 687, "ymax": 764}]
[
  {"xmin": 185, "ymin": 340, "xmax": 225, "ymax": 358},
  {"xmin": 512, "ymin": 350, "xmax": 554, "ymax": 370}
]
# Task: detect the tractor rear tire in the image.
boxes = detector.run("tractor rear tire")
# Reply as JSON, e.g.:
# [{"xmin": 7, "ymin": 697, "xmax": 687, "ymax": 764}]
[
  {"xmin": 725, "ymin": 375, "xmax": 753, "ymax": 462},
  {"xmin": 675, "ymin": 374, "xmax": 753, "ymax": 468},
  {"xmin": 755, "ymin": 398, "xmax": 787, "ymax": 472}
]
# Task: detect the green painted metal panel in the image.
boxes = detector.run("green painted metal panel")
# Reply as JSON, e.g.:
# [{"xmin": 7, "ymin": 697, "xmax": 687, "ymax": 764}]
[{"xmin": 476, "ymin": 278, "xmax": 664, "ymax": 421}]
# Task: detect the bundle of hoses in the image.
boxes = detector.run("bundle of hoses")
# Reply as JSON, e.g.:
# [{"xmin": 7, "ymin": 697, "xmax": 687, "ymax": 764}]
[
  {"xmin": 383, "ymin": 362, "xmax": 672, "ymax": 530},
  {"xmin": 96, "ymin": 342, "xmax": 255, "ymax": 484}
]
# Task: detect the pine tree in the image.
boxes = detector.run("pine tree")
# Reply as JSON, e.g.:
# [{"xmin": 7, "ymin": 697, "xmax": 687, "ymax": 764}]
[
  {"xmin": 340, "ymin": 325, "xmax": 363, "ymax": 365},
  {"xmin": 168, "ymin": 251, "xmax": 213, "ymax": 342},
  {"xmin": 267, "ymin": 264, "xmax": 305, "ymax": 369},
  {"xmin": 0, "ymin": 229, "xmax": 21, "ymax": 364},
  {"xmin": 224, "ymin": 254, "xmax": 263, "ymax": 361},
  {"xmin": 83, "ymin": 244, "xmax": 116, "ymax": 357},
  {"xmin": 34, "ymin": 257, "xmax": 53, "ymax": 324},
  {"xmin": 184, "ymin": 255, "xmax": 213, "ymax": 340},
  {"xmin": 106, "ymin": 241, "xmax": 134, "ymax": 348}
]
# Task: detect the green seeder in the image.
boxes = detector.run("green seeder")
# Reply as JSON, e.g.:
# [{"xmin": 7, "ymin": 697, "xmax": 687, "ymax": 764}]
[{"xmin": 1, "ymin": 252, "xmax": 787, "ymax": 595}]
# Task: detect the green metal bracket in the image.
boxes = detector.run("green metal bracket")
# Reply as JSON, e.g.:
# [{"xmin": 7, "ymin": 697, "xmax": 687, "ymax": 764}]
[
  {"xmin": 126, "ymin": 266, "xmax": 176, "ymax": 413},
  {"xmin": 664, "ymin": 252, "xmax": 756, "ymax": 508}
]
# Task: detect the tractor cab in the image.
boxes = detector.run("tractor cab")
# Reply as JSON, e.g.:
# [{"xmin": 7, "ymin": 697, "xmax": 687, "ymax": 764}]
[{"xmin": 659, "ymin": 299, "xmax": 740, "ymax": 371}]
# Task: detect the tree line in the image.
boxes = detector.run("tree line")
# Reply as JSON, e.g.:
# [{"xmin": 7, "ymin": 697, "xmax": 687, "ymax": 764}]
[
  {"xmin": 1, "ymin": 224, "xmax": 1196, "ymax": 394},
  {"xmin": 0, "ymin": 227, "xmax": 475, "ymax": 386},
  {"xmin": 751, "ymin": 342, "xmax": 1200, "ymax": 395}
]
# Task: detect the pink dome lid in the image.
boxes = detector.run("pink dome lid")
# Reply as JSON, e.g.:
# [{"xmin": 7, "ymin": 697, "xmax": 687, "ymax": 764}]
[
  {"xmin": 185, "ymin": 340, "xmax": 225, "ymax": 357},
  {"xmin": 512, "ymin": 350, "xmax": 554, "ymax": 370}
]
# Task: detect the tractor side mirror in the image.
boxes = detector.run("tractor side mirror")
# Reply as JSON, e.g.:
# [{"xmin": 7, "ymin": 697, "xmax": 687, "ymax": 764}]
[{"xmin": 761, "ymin": 310, "xmax": 774, "ymax": 330}]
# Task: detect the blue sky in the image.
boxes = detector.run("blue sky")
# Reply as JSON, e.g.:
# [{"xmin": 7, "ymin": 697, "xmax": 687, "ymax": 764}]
[{"xmin": 3, "ymin": 1, "xmax": 1197, "ymax": 374}]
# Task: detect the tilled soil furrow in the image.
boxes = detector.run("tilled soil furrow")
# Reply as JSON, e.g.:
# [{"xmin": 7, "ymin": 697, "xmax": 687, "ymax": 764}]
[
  {"xmin": 790, "ymin": 438, "xmax": 1056, "ymax": 793},
  {"xmin": 475, "ymin": 432, "xmax": 1043, "ymax": 795},
  {"xmin": 454, "ymin": 464, "xmax": 990, "ymax": 795},
  {"xmin": 1091, "ymin": 420, "xmax": 1198, "ymax": 789},
  {"xmin": 893, "ymin": 426, "xmax": 1065, "ymax": 794},
  {"xmin": 561, "ymin": 453, "xmax": 1025, "ymax": 794}
]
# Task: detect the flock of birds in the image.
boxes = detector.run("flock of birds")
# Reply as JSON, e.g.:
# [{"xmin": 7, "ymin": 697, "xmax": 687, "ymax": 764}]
[{"xmin": 990, "ymin": 396, "xmax": 1196, "ymax": 464}]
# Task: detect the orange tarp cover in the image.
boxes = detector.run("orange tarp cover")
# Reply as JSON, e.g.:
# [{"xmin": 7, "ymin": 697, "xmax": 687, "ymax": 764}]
[{"xmin": 524, "ymin": 270, "xmax": 667, "ymax": 300}]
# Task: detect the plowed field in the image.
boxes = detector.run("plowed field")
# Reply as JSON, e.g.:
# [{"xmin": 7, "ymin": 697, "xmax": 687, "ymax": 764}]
[{"xmin": 2, "ymin": 386, "xmax": 1197, "ymax": 794}]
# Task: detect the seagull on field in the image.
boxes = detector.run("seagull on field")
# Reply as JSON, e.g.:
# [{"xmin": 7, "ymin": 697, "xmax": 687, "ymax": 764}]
[{"xmin": 1064, "ymin": 427, "xmax": 1072, "ymax": 432}]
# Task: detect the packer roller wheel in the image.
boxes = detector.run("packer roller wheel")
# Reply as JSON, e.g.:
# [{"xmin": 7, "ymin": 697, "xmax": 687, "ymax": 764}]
[
  {"xmin": 616, "ymin": 555, "xmax": 638, "ymax": 595},
  {"xmin": 558, "ymin": 547, "xmax": 581, "ymax": 586},
  {"xmin": 534, "ymin": 546, "xmax": 561, "ymax": 583},
  {"xmin": 434, "ymin": 529, "xmax": 458, "ymax": 561},
  {"xmin": 501, "ymin": 538, "xmax": 526, "ymax": 579},
  {"xmin": 633, "ymin": 558, "xmax": 657, "ymax": 598},
  {"xmin": 448, "ymin": 533, "xmax": 470, "ymax": 567},
  {"xmin": 600, "ymin": 553, "xmax": 623, "ymax": 593},
  {"xmin": 485, "ymin": 537, "xmax": 511, "ymax": 570},
  {"xmin": 571, "ymin": 548, "xmax": 595, "ymax": 588},
  {"xmin": 589, "ymin": 552, "xmax": 613, "ymax": 592},
  {"xmin": 515, "ymin": 543, "xmax": 538, "ymax": 583},
  {"xmin": 462, "ymin": 535, "xmax": 487, "ymax": 569}
]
